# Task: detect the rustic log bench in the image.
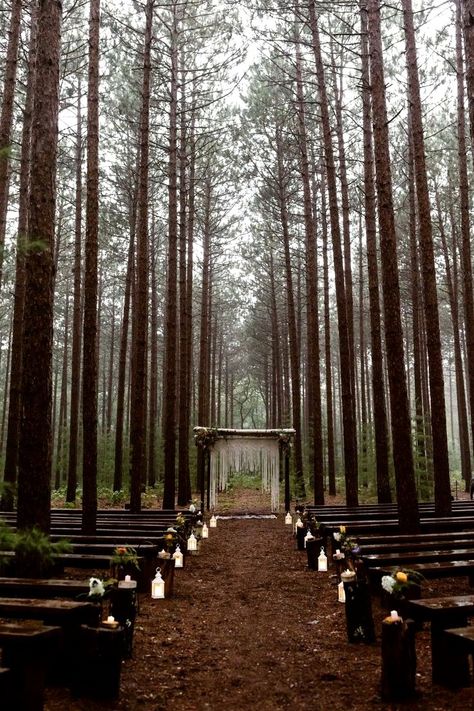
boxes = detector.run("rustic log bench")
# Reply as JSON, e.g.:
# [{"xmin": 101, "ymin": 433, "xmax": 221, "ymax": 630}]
[
  {"xmin": 403, "ymin": 594, "xmax": 474, "ymax": 684},
  {"xmin": 361, "ymin": 537, "xmax": 474, "ymax": 555},
  {"xmin": 0, "ymin": 597, "xmax": 100, "ymax": 626},
  {"xmin": 362, "ymin": 548, "xmax": 474, "ymax": 568},
  {"xmin": 0, "ymin": 622, "xmax": 61, "ymax": 711},
  {"xmin": 0, "ymin": 577, "xmax": 90, "ymax": 599},
  {"xmin": 439, "ymin": 626, "xmax": 474, "ymax": 687},
  {"xmin": 368, "ymin": 561, "xmax": 474, "ymax": 600}
]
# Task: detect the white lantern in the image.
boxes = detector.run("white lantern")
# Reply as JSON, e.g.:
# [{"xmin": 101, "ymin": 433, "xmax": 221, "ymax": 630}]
[
  {"xmin": 285, "ymin": 512, "xmax": 292, "ymax": 525},
  {"xmin": 318, "ymin": 547, "xmax": 328, "ymax": 572},
  {"xmin": 151, "ymin": 568, "xmax": 165, "ymax": 599},
  {"xmin": 294, "ymin": 516, "xmax": 303, "ymax": 534},
  {"xmin": 210, "ymin": 515, "xmax": 217, "ymax": 528},
  {"xmin": 337, "ymin": 581, "xmax": 346, "ymax": 603},
  {"xmin": 187, "ymin": 532, "xmax": 198, "ymax": 553},
  {"xmin": 304, "ymin": 529, "xmax": 315, "ymax": 548},
  {"xmin": 202, "ymin": 523, "xmax": 209, "ymax": 539},
  {"xmin": 172, "ymin": 545, "xmax": 183, "ymax": 568}
]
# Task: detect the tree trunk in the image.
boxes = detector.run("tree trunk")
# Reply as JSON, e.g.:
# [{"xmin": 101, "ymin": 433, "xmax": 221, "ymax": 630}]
[
  {"xmin": 437, "ymin": 192, "xmax": 471, "ymax": 491},
  {"xmin": 402, "ymin": 0, "xmax": 451, "ymax": 514},
  {"xmin": 276, "ymin": 127, "xmax": 305, "ymax": 498},
  {"xmin": 162, "ymin": 4, "xmax": 179, "ymax": 509},
  {"xmin": 17, "ymin": 0, "xmax": 62, "ymax": 533},
  {"xmin": 294, "ymin": 31, "xmax": 323, "ymax": 503},
  {"xmin": 66, "ymin": 77, "xmax": 83, "ymax": 503},
  {"xmin": 321, "ymin": 172, "xmax": 336, "ymax": 495},
  {"xmin": 367, "ymin": 0, "xmax": 419, "ymax": 532},
  {"xmin": 148, "ymin": 221, "xmax": 158, "ymax": 488},
  {"xmin": 360, "ymin": 0, "xmax": 391, "ymax": 502},
  {"xmin": 1, "ymin": 6, "xmax": 38, "ymax": 511},
  {"xmin": 457, "ymin": 0, "xmax": 474, "ymax": 494},
  {"xmin": 196, "ymin": 179, "xmax": 212, "ymax": 505},
  {"xmin": 129, "ymin": 0, "xmax": 154, "ymax": 513},
  {"xmin": 0, "ymin": 0, "xmax": 22, "ymax": 289},
  {"xmin": 82, "ymin": 0, "xmax": 100, "ymax": 534},
  {"xmin": 308, "ymin": 1, "xmax": 358, "ymax": 504}
]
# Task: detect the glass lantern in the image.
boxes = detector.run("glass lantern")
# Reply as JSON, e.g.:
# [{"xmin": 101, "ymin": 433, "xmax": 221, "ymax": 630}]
[
  {"xmin": 172, "ymin": 545, "xmax": 183, "ymax": 568},
  {"xmin": 209, "ymin": 515, "xmax": 217, "ymax": 528},
  {"xmin": 151, "ymin": 568, "xmax": 165, "ymax": 599},
  {"xmin": 187, "ymin": 532, "xmax": 198, "ymax": 553},
  {"xmin": 317, "ymin": 547, "xmax": 328, "ymax": 572},
  {"xmin": 285, "ymin": 512, "xmax": 292, "ymax": 525},
  {"xmin": 202, "ymin": 523, "xmax": 209, "ymax": 539}
]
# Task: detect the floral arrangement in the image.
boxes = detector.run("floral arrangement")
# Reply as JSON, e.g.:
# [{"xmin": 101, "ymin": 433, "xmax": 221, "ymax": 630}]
[
  {"xmin": 111, "ymin": 545, "xmax": 140, "ymax": 570},
  {"xmin": 175, "ymin": 513, "xmax": 186, "ymax": 528},
  {"xmin": 194, "ymin": 427, "xmax": 219, "ymax": 449},
  {"xmin": 381, "ymin": 568, "xmax": 423, "ymax": 597},
  {"xmin": 333, "ymin": 525, "xmax": 361, "ymax": 556},
  {"xmin": 278, "ymin": 431, "xmax": 292, "ymax": 452},
  {"xmin": 302, "ymin": 510, "xmax": 320, "ymax": 537},
  {"xmin": 164, "ymin": 527, "xmax": 177, "ymax": 552}
]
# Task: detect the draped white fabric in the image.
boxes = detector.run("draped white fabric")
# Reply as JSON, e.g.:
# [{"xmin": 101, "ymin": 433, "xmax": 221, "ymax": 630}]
[{"xmin": 209, "ymin": 436, "xmax": 280, "ymax": 511}]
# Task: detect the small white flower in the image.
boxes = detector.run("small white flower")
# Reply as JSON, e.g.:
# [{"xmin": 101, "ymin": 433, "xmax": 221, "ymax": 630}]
[
  {"xmin": 333, "ymin": 532, "xmax": 341, "ymax": 541},
  {"xmin": 381, "ymin": 575, "xmax": 396, "ymax": 593},
  {"xmin": 89, "ymin": 577, "xmax": 105, "ymax": 597}
]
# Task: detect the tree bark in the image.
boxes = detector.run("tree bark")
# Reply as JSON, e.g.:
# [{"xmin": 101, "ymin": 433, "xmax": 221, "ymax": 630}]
[
  {"xmin": 360, "ymin": 0, "xmax": 391, "ymax": 502},
  {"xmin": 82, "ymin": 0, "xmax": 100, "ymax": 534},
  {"xmin": 308, "ymin": 1, "xmax": 358, "ymax": 504},
  {"xmin": 1, "ymin": 6, "xmax": 38, "ymax": 511},
  {"xmin": 276, "ymin": 127, "xmax": 305, "ymax": 498},
  {"xmin": 457, "ymin": 0, "xmax": 474, "ymax": 493},
  {"xmin": 402, "ymin": 0, "xmax": 451, "ymax": 514},
  {"xmin": 367, "ymin": 0, "xmax": 419, "ymax": 532},
  {"xmin": 294, "ymin": 32, "xmax": 323, "ymax": 503},
  {"xmin": 17, "ymin": 0, "xmax": 62, "ymax": 533},
  {"xmin": 162, "ymin": 3, "xmax": 179, "ymax": 509},
  {"xmin": 66, "ymin": 77, "xmax": 83, "ymax": 503},
  {"xmin": 129, "ymin": 0, "xmax": 154, "ymax": 513},
  {"xmin": 0, "ymin": 0, "xmax": 22, "ymax": 288}
]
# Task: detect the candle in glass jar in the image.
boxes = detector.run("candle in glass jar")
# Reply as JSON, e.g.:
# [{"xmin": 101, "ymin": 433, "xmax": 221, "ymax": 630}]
[
  {"xmin": 107, "ymin": 615, "xmax": 115, "ymax": 623},
  {"xmin": 390, "ymin": 610, "xmax": 399, "ymax": 621},
  {"xmin": 124, "ymin": 575, "xmax": 131, "ymax": 583}
]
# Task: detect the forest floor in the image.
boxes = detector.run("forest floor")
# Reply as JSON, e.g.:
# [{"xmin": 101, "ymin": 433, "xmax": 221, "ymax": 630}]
[{"xmin": 45, "ymin": 488, "xmax": 474, "ymax": 711}]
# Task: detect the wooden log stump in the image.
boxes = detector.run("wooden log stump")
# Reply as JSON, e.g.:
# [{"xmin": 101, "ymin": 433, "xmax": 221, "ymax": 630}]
[
  {"xmin": 381, "ymin": 618, "xmax": 417, "ymax": 701},
  {"xmin": 296, "ymin": 526, "xmax": 306, "ymax": 551},
  {"xmin": 343, "ymin": 579, "xmax": 375, "ymax": 643},
  {"xmin": 306, "ymin": 538, "xmax": 321, "ymax": 570},
  {"xmin": 71, "ymin": 625, "xmax": 124, "ymax": 700},
  {"xmin": 109, "ymin": 583, "xmax": 138, "ymax": 659}
]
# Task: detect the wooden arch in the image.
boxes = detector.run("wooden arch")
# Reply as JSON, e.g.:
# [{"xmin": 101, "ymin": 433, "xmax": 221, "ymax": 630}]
[{"xmin": 193, "ymin": 428, "xmax": 296, "ymax": 512}]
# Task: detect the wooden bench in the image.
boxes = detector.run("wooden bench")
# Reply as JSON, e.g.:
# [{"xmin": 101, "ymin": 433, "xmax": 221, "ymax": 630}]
[
  {"xmin": 0, "ymin": 622, "xmax": 61, "ymax": 711},
  {"xmin": 403, "ymin": 594, "xmax": 474, "ymax": 684},
  {"xmin": 440, "ymin": 626, "xmax": 474, "ymax": 687},
  {"xmin": 369, "ymin": 561, "xmax": 474, "ymax": 594},
  {"xmin": 0, "ymin": 577, "xmax": 90, "ymax": 599},
  {"xmin": 362, "ymin": 548, "xmax": 474, "ymax": 568},
  {"xmin": 361, "ymin": 537, "xmax": 474, "ymax": 555}
]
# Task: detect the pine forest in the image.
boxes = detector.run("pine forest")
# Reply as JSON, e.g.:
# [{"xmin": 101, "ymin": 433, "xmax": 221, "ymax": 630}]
[{"xmin": 0, "ymin": 0, "xmax": 472, "ymax": 534}]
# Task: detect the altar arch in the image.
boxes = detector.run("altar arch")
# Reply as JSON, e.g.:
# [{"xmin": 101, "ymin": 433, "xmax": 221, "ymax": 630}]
[{"xmin": 193, "ymin": 428, "xmax": 296, "ymax": 512}]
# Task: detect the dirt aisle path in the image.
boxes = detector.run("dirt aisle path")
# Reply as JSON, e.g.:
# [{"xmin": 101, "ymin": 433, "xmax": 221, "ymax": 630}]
[{"xmin": 46, "ymin": 514, "xmax": 473, "ymax": 711}]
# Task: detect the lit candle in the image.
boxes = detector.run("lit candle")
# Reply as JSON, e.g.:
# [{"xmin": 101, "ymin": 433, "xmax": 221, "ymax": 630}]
[
  {"xmin": 390, "ymin": 610, "xmax": 399, "ymax": 621},
  {"xmin": 107, "ymin": 615, "xmax": 115, "ymax": 623},
  {"xmin": 124, "ymin": 575, "xmax": 131, "ymax": 583}
]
